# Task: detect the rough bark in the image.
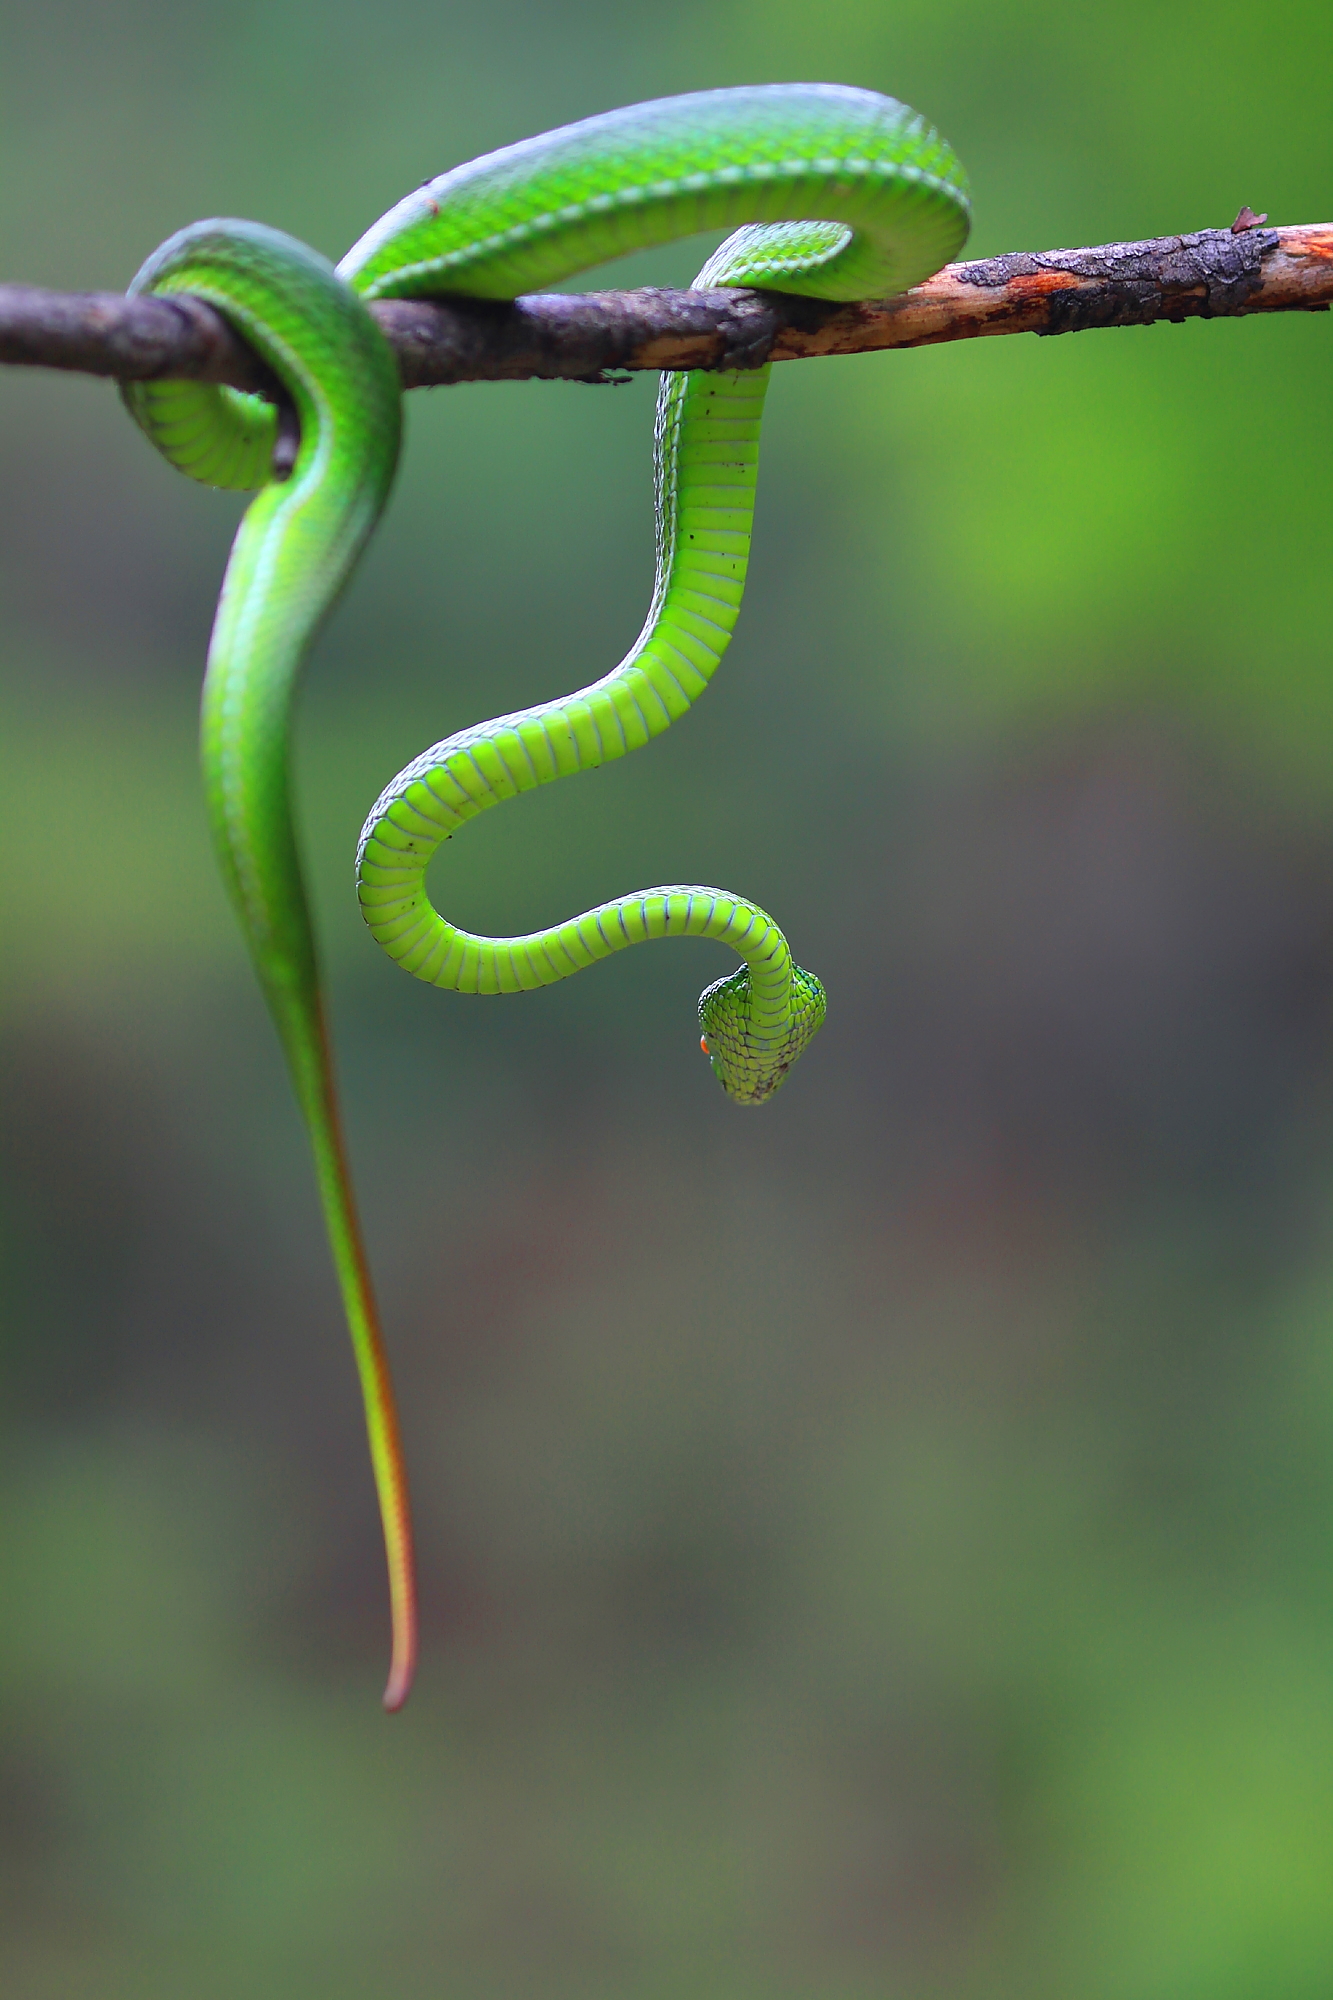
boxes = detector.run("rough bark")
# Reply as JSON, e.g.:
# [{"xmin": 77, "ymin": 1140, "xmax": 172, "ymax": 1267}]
[{"xmin": 1, "ymin": 222, "xmax": 1328, "ymax": 395}]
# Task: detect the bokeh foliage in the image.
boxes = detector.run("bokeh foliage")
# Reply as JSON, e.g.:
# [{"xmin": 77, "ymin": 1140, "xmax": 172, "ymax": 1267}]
[{"xmin": 1, "ymin": 1, "xmax": 1332, "ymax": 1994}]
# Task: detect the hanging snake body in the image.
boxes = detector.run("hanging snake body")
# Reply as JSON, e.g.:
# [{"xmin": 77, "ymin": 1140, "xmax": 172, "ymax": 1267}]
[{"xmin": 121, "ymin": 85, "xmax": 970, "ymax": 1707}]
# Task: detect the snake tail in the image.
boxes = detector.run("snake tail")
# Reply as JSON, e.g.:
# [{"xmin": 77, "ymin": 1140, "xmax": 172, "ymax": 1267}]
[{"xmin": 123, "ymin": 222, "xmax": 417, "ymax": 1710}]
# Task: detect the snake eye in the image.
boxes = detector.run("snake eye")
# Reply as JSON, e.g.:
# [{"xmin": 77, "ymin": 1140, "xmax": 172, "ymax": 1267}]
[{"xmin": 700, "ymin": 1036, "xmax": 709, "ymax": 1054}]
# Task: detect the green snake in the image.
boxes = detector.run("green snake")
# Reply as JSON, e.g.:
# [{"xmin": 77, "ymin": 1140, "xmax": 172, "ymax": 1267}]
[{"xmin": 121, "ymin": 85, "xmax": 970, "ymax": 1708}]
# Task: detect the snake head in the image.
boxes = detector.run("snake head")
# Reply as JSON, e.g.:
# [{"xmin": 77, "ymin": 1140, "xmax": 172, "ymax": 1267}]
[{"xmin": 698, "ymin": 965, "xmax": 827, "ymax": 1105}]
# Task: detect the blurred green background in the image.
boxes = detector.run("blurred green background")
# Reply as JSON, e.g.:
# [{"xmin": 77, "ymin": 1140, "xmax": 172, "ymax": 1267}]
[{"xmin": 2, "ymin": 2, "xmax": 1332, "ymax": 1994}]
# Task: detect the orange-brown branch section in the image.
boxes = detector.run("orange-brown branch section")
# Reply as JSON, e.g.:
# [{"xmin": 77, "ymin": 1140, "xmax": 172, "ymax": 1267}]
[{"xmin": 1, "ymin": 223, "xmax": 1329, "ymax": 394}]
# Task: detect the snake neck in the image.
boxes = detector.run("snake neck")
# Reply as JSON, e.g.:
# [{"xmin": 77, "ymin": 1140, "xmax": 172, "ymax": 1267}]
[{"xmin": 355, "ymin": 359, "xmax": 771, "ymax": 970}]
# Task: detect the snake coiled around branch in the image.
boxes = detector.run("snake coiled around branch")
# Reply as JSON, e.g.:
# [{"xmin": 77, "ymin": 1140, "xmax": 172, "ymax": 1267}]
[{"xmin": 121, "ymin": 84, "xmax": 971, "ymax": 1708}]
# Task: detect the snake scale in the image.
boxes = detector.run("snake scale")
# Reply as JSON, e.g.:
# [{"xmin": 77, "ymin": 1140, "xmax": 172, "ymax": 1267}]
[{"xmin": 121, "ymin": 84, "xmax": 970, "ymax": 1707}]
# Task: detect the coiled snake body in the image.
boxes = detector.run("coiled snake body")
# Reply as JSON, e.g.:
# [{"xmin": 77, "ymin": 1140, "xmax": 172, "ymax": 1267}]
[{"xmin": 122, "ymin": 85, "xmax": 970, "ymax": 1706}]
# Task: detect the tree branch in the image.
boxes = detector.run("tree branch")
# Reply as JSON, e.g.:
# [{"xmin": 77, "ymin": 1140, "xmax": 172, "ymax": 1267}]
[{"xmin": 1, "ymin": 223, "xmax": 1328, "ymax": 396}]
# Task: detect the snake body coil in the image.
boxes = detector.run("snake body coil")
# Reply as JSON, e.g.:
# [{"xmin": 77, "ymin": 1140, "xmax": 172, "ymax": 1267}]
[{"xmin": 122, "ymin": 85, "xmax": 970, "ymax": 1707}]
